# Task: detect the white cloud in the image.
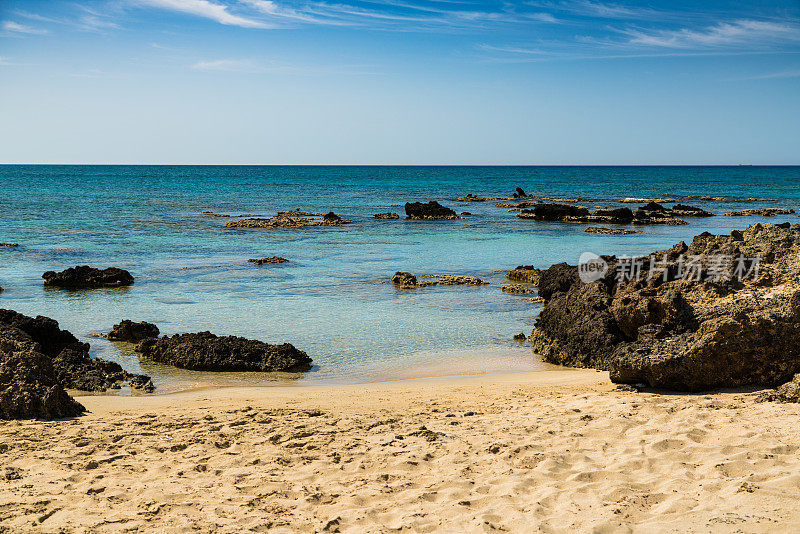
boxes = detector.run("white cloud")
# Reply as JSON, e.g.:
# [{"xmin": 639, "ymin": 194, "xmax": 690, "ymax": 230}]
[
  {"xmin": 618, "ymin": 20, "xmax": 800, "ymax": 49},
  {"xmin": 191, "ymin": 58, "xmax": 261, "ymax": 71},
  {"xmin": 134, "ymin": 0, "xmax": 273, "ymax": 28},
  {"xmin": 2, "ymin": 20, "xmax": 49, "ymax": 35},
  {"xmin": 737, "ymin": 68, "xmax": 800, "ymax": 81}
]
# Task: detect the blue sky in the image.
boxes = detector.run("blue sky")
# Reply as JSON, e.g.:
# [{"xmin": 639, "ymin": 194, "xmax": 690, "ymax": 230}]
[{"xmin": 1, "ymin": 0, "xmax": 798, "ymax": 164}]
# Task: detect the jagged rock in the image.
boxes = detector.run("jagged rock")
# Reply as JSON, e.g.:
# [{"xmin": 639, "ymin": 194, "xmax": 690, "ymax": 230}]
[
  {"xmin": 585, "ymin": 227, "xmax": 641, "ymax": 235},
  {"xmin": 670, "ymin": 204, "xmax": 715, "ymax": 217},
  {"xmin": 248, "ymin": 256, "xmax": 289, "ymax": 265},
  {"xmin": 518, "ymin": 203, "xmax": 590, "ymax": 221},
  {"xmin": 0, "ymin": 310, "xmax": 153, "ymax": 393},
  {"xmin": 277, "ymin": 210, "xmax": 323, "ymax": 217},
  {"xmin": 373, "ymin": 213, "xmax": 400, "ymax": 219},
  {"xmin": 457, "ymin": 194, "xmax": 486, "ymax": 202},
  {"xmin": 404, "ymin": 201, "xmax": 459, "ymax": 220},
  {"xmin": 226, "ymin": 213, "xmax": 351, "ymax": 229},
  {"xmin": 0, "ymin": 243, "xmax": 19, "ymax": 248},
  {"xmin": 517, "ymin": 203, "xmax": 684, "ymax": 226},
  {"xmin": 756, "ymin": 374, "xmax": 800, "ymax": 403},
  {"xmin": 513, "ymin": 332, "xmax": 527, "ymax": 341},
  {"xmin": 135, "ymin": 332, "xmax": 311, "ymax": 372},
  {"xmin": 514, "ymin": 187, "xmax": 528, "ymax": 198},
  {"xmin": 391, "ymin": 272, "xmax": 418, "ymax": 288},
  {"xmin": 506, "ymin": 266, "xmax": 542, "ymax": 284},
  {"xmin": 107, "ymin": 320, "xmax": 160, "ymax": 342},
  {"xmin": 42, "ymin": 266, "xmax": 134, "ymax": 289},
  {"xmin": 0, "ymin": 325, "xmax": 85, "ymax": 420},
  {"xmin": 531, "ymin": 224, "xmax": 800, "ymax": 392},
  {"xmin": 725, "ymin": 208, "xmax": 795, "ymax": 217},
  {"xmin": 391, "ymin": 272, "xmax": 486, "ymax": 288},
  {"xmin": 502, "ymin": 284, "xmax": 535, "ymax": 295}
]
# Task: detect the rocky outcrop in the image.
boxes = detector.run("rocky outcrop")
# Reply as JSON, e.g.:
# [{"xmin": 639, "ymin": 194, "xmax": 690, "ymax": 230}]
[
  {"xmin": 502, "ymin": 284, "xmax": 535, "ymax": 295},
  {"xmin": 248, "ymin": 256, "xmax": 289, "ymax": 265},
  {"xmin": 0, "ymin": 325, "xmax": 85, "ymax": 420},
  {"xmin": 506, "ymin": 266, "xmax": 541, "ymax": 284},
  {"xmin": 373, "ymin": 213, "xmax": 400, "ymax": 219},
  {"xmin": 670, "ymin": 204, "xmax": 715, "ymax": 217},
  {"xmin": 513, "ymin": 187, "xmax": 528, "ymax": 198},
  {"xmin": 404, "ymin": 201, "xmax": 459, "ymax": 220},
  {"xmin": 42, "ymin": 266, "xmax": 134, "ymax": 289},
  {"xmin": 725, "ymin": 208, "xmax": 795, "ymax": 217},
  {"xmin": 457, "ymin": 195, "xmax": 486, "ymax": 202},
  {"xmin": 530, "ymin": 224, "xmax": 800, "ymax": 392},
  {"xmin": 135, "ymin": 332, "xmax": 311, "ymax": 372},
  {"xmin": 756, "ymin": 374, "xmax": 800, "ymax": 403},
  {"xmin": 107, "ymin": 320, "xmax": 160, "ymax": 342},
  {"xmin": 0, "ymin": 243, "xmax": 19, "ymax": 248},
  {"xmin": 0, "ymin": 310, "xmax": 153, "ymax": 393},
  {"xmin": 391, "ymin": 272, "xmax": 487, "ymax": 288},
  {"xmin": 517, "ymin": 203, "xmax": 688, "ymax": 225},
  {"xmin": 225, "ymin": 213, "xmax": 351, "ymax": 229},
  {"xmin": 585, "ymin": 227, "xmax": 641, "ymax": 235}
]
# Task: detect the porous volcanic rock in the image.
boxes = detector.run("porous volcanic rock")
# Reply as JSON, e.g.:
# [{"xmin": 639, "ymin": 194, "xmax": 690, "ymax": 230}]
[
  {"xmin": 725, "ymin": 208, "xmax": 795, "ymax": 217},
  {"xmin": 225, "ymin": 213, "xmax": 351, "ymax": 229},
  {"xmin": 135, "ymin": 332, "xmax": 311, "ymax": 372},
  {"xmin": 248, "ymin": 256, "xmax": 289, "ymax": 265},
  {"xmin": 530, "ymin": 223, "xmax": 800, "ymax": 391},
  {"xmin": 517, "ymin": 203, "xmax": 687, "ymax": 226},
  {"xmin": 0, "ymin": 309, "xmax": 153, "ymax": 393},
  {"xmin": 107, "ymin": 320, "xmax": 160, "ymax": 342},
  {"xmin": 391, "ymin": 272, "xmax": 487, "ymax": 288},
  {"xmin": 404, "ymin": 201, "xmax": 459, "ymax": 220},
  {"xmin": 373, "ymin": 213, "xmax": 400, "ymax": 219},
  {"xmin": 42, "ymin": 266, "xmax": 134, "ymax": 289},
  {"xmin": 502, "ymin": 284, "xmax": 536, "ymax": 295},
  {"xmin": 756, "ymin": 374, "xmax": 800, "ymax": 403},
  {"xmin": 506, "ymin": 266, "xmax": 542, "ymax": 285},
  {"xmin": 0, "ymin": 325, "xmax": 85, "ymax": 420},
  {"xmin": 0, "ymin": 243, "xmax": 19, "ymax": 248},
  {"xmin": 585, "ymin": 227, "xmax": 642, "ymax": 235}
]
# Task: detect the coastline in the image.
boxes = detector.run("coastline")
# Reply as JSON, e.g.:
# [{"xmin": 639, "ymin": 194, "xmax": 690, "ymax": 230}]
[{"xmin": 4, "ymin": 369, "xmax": 800, "ymax": 532}]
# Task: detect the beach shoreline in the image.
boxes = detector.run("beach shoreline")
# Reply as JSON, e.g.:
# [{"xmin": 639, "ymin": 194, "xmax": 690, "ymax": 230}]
[{"xmin": 3, "ymin": 369, "xmax": 800, "ymax": 533}]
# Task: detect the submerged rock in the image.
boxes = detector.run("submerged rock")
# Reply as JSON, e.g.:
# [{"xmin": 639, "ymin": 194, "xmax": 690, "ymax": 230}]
[
  {"xmin": 502, "ymin": 284, "xmax": 536, "ymax": 295},
  {"xmin": 0, "ymin": 243, "xmax": 19, "ymax": 248},
  {"xmin": 0, "ymin": 309, "xmax": 153, "ymax": 393},
  {"xmin": 107, "ymin": 320, "xmax": 160, "ymax": 342},
  {"xmin": 0, "ymin": 324, "xmax": 85, "ymax": 420},
  {"xmin": 373, "ymin": 212, "xmax": 400, "ymax": 220},
  {"xmin": 404, "ymin": 201, "xmax": 459, "ymax": 220},
  {"xmin": 457, "ymin": 195, "xmax": 486, "ymax": 202},
  {"xmin": 226, "ymin": 212, "xmax": 351, "ymax": 229},
  {"xmin": 135, "ymin": 332, "xmax": 311, "ymax": 372},
  {"xmin": 531, "ymin": 224, "xmax": 800, "ymax": 392},
  {"xmin": 42, "ymin": 266, "xmax": 134, "ymax": 289},
  {"xmin": 584, "ymin": 227, "xmax": 642, "ymax": 235},
  {"xmin": 725, "ymin": 208, "xmax": 795, "ymax": 217},
  {"xmin": 506, "ymin": 266, "xmax": 542, "ymax": 284},
  {"xmin": 391, "ymin": 272, "xmax": 487, "ymax": 288},
  {"xmin": 248, "ymin": 256, "xmax": 289, "ymax": 265}
]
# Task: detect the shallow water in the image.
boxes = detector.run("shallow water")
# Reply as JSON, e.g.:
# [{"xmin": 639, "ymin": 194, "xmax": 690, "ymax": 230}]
[{"xmin": 1, "ymin": 165, "xmax": 798, "ymax": 392}]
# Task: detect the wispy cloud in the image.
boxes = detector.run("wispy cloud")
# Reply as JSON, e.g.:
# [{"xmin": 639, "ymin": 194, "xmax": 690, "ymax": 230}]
[
  {"xmin": 133, "ymin": 0, "xmax": 273, "ymax": 28},
  {"xmin": 615, "ymin": 20, "xmax": 800, "ymax": 49},
  {"xmin": 2, "ymin": 20, "xmax": 49, "ymax": 35},
  {"xmin": 734, "ymin": 68, "xmax": 800, "ymax": 81},
  {"xmin": 527, "ymin": 0, "xmax": 663, "ymax": 20},
  {"xmin": 0, "ymin": 56, "xmax": 13, "ymax": 66},
  {"xmin": 191, "ymin": 58, "xmax": 263, "ymax": 71}
]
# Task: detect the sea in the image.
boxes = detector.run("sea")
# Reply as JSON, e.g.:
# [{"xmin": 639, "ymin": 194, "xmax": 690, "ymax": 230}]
[{"xmin": 1, "ymin": 165, "xmax": 798, "ymax": 393}]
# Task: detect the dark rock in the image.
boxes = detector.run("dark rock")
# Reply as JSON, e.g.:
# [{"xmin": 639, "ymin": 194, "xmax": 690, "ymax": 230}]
[
  {"xmin": 531, "ymin": 224, "xmax": 800, "ymax": 392},
  {"xmin": 756, "ymin": 374, "xmax": 800, "ymax": 403},
  {"xmin": 373, "ymin": 213, "xmax": 400, "ymax": 220},
  {"xmin": 585, "ymin": 227, "xmax": 641, "ymax": 235},
  {"xmin": 135, "ymin": 332, "xmax": 311, "ymax": 372},
  {"xmin": 670, "ymin": 204, "xmax": 715, "ymax": 217},
  {"xmin": 725, "ymin": 208, "xmax": 795, "ymax": 217},
  {"xmin": 522, "ymin": 203, "xmax": 590, "ymax": 222},
  {"xmin": 514, "ymin": 187, "xmax": 528, "ymax": 198},
  {"xmin": 0, "ymin": 243, "xmax": 19, "ymax": 248},
  {"xmin": 506, "ymin": 266, "xmax": 540, "ymax": 285},
  {"xmin": 42, "ymin": 266, "xmax": 134, "ymax": 289},
  {"xmin": 248, "ymin": 256, "xmax": 289, "ymax": 265},
  {"xmin": 592, "ymin": 208, "xmax": 634, "ymax": 224},
  {"xmin": 513, "ymin": 332, "xmax": 527, "ymax": 341},
  {"xmin": 107, "ymin": 320, "xmax": 160, "ymax": 342},
  {"xmin": 404, "ymin": 201, "xmax": 459, "ymax": 220},
  {"xmin": 226, "ymin": 213, "xmax": 351, "ymax": 229},
  {"xmin": 457, "ymin": 195, "xmax": 486, "ymax": 202},
  {"xmin": 502, "ymin": 284, "xmax": 535, "ymax": 295},
  {"xmin": 392, "ymin": 272, "xmax": 418, "ymax": 288},
  {"xmin": 0, "ymin": 309, "xmax": 154, "ymax": 392},
  {"xmin": 0, "ymin": 324, "xmax": 85, "ymax": 420}
]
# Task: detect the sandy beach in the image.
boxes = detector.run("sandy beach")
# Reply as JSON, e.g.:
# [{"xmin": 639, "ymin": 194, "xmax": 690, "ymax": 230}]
[{"xmin": 2, "ymin": 369, "xmax": 800, "ymax": 533}]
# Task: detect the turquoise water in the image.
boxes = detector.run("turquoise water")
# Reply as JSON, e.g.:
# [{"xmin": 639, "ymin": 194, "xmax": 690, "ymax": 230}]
[{"xmin": 1, "ymin": 165, "xmax": 799, "ymax": 392}]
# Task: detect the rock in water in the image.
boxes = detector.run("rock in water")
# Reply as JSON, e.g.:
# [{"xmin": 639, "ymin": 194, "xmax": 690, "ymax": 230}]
[
  {"xmin": 392, "ymin": 272, "xmax": 418, "ymax": 288},
  {"xmin": 247, "ymin": 256, "xmax": 289, "ymax": 265},
  {"xmin": 506, "ymin": 266, "xmax": 542, "ymax": 284},
  {"xmin": 0, "ymin": 310, "xmax": 154, "ymax": 392},
  {"xmin": 0, "ymin": 325, "xmax": 85, "ymax": 420},
  {"xmin": 135, "ymin": 332, "xmax": 312, "ymax": 372},
  {"xmin": 391, "ymin": 272, "xmax": 486, "ymax": 288},
  {"xmin": 725, "ymin": 208, "xmax": 795, "ymax": 217},
  {"xmin": 373, "ymin": 212, "xmax": 400, "ymax": 219},
  {"xmin": 42, "ymin": 266, "xmax": 134, "ymax": 289},
  {"xmin": 530, "ymin": 223, "xmax": 800, "ymax": 392},
  {"xmin": 404, "ymin": 201, "xmax": 459, "ymax": 220},
  {"xmin": 107, "ymin": 320, "xmax": 160, "ymax": 342}
]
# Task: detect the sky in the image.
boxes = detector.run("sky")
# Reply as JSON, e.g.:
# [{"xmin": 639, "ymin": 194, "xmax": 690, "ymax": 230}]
[{"xmin": 0, "ymin": 0, "xmax": 798, "ymax": 164}]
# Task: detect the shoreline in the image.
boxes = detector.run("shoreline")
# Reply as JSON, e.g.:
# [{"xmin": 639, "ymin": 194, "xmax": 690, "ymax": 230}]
[{"xmin": 5, "ymin": 368, "xmax": 800, "ymax": 532}]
